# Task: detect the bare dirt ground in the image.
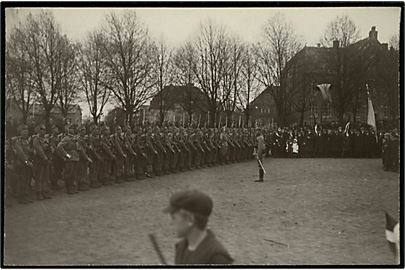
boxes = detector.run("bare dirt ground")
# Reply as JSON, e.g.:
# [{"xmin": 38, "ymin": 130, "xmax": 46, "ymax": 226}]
[{"xmin": 4, "ymin": 158, "xmax": 400, "ymax": 265}]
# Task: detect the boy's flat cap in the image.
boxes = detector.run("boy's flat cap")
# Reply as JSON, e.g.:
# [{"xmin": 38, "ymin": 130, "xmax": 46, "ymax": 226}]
[{"xmin": 163, "ymin": 190, "xmax": 213, "ymax": 217}]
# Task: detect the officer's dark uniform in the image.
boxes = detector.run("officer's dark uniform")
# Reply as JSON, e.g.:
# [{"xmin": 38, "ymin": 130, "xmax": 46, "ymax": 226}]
[{"xmin": 255, "ymin": 131, "xmax": 266, "ymax": 182}]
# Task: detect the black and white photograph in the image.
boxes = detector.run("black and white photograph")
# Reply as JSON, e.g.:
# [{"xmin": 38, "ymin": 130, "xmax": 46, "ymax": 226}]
[{"xmin": 2, "ymin": 2, "xmax": 402, "ymax": 266}]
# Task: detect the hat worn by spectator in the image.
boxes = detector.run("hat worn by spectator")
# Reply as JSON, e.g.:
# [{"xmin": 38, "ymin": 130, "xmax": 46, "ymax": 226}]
[{"xmin": 163, "ymin": 190, "xmax": 213, "ymax": 218}]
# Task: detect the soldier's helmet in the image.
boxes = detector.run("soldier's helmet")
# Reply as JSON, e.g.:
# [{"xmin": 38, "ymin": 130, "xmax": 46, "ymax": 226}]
[
  {"xmin": 35, "ymin": 124, "xmax": 46, "ymax": 134},
  {"xmin": 255, "ymin": 127, "xmax": 262, "ymax": 136},
  {"xmin": 79, "ymin": 125, "xmax": 87, "ymax": 134},
  {"xmin": 18, "ymin": 124, "xmax": 29, "ymax": 135}
]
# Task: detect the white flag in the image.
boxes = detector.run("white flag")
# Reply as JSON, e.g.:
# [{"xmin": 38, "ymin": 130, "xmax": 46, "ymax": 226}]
[{"xmin": 317, "ymin": 84, "xmax": 332, "ymax": 103}]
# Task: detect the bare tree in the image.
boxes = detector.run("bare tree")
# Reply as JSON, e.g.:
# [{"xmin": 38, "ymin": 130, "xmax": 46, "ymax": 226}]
[
  {"xmin": 389, "ymin": 34, "xmax": 399, "ymax": 50},
  {"xmin": 21, "ymin": 11, "xmax": 67, "ymax": 131},
  {"xmin": 320, "ymin": 16, "xmax": 360, "ymax": 124},
  {"xmin": 256, "ymin": 13, "xmax": 303, "ymax": 125},
  {"xmin": 173, "ymin": 41, "xmax": 196, "ymax": 86},
  {"xmin": 101, "ymin": 11, "xmax": 157, "ymax": 125},
  {"xmin": 238, "ymin": 44, "xmax": 260, "ymax": 126},
  {"xmin": 221, "ymin": 37, "xmax": 244, "ymax": 127},
  {"xmin": 153, "ymin": 38, "xmax": 174, "ymax": 125},
  {"xmin": 57, "ymin": 38, "xmax": 79, "ymax": 118},
  {"xmin": 172, "ymin": 42, "xmax": 203, "ymax": 125},
  {"xmin": 5, "ymin": 25, "xmax": 36, "ymax": 124},
  {"xmin": 78, "ymin": 31, "xmax": 111, "ymax": 124},
  {"xmin": 192, "ymin": 21, "xmax": 229, "ymax": 127},
  {"xmin": 320, "ymin": 15, "xmax": 360, "ymax": 48}
]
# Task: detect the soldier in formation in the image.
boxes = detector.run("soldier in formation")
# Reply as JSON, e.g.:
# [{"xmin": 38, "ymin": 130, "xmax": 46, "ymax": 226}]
[{"xmin": 4, "ymin": 121, "xmax": 398, "ymax": 205}]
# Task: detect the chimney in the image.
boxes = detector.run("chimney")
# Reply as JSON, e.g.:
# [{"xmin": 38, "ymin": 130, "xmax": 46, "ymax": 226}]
[
  {"xmin": 333, "ymin": 40, "xmax": 339, "ymax": 48},
  {"xmin": 369, "ymin": 26, "xmax": 378, "ymax": 40},
  {"xmin": 381, "ymin": 43, "xmax": 388, "ymax": 50}
]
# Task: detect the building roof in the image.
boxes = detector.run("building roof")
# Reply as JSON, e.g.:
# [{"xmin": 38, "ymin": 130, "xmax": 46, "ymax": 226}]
[{"xmin": 149, "ymin": 84, "xmax": 207, "ymax": 111}]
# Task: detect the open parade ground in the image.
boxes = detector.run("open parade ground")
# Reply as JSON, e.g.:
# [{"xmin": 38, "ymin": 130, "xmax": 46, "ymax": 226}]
[{"xmin": 4, "ymin": 158, "xmax": 399, "ymax": 265}]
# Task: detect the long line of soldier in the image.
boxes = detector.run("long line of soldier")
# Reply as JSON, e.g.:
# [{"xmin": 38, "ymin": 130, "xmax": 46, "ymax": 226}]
[
  {"xmin": 5, "ymin": 122, "xmax": 399, "ymax": 205},
  {"xmin": 5, "ymin": 123, "xmax": 259, "ymax": 204}
]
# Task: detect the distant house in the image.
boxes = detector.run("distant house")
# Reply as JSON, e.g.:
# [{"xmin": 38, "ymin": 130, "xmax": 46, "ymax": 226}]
[
  {"xmin": 149, "ymin": 84, "xmax": 209, "ymax": 125},
  {"xmin": 5, "ymin": 99, "xmax": 82, "ymax": 126},
  {"xmin": 249, "ymin": 86, "xmax": 278, "ymax": 128},
  {"xmin": 282, "ymin": 26, "xmax": 399, "ymax": 126}
]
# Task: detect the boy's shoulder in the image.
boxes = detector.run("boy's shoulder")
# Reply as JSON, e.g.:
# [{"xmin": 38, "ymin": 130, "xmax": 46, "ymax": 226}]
[{"xmin": 175, "ymin": 230, "xmax": 233, "ymax": 265}]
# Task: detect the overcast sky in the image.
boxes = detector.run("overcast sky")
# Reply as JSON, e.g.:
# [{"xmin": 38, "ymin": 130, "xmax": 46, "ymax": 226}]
[
  {"xmin": 5, "ymin": 7, "xmax": 401, "ymax": 118},
  {"xmin": 6, "ymin": 7, "xmax": 401, "ymax": 46}
]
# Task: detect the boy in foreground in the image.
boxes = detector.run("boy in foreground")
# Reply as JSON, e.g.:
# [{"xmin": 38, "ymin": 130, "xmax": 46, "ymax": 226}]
[{"xmin": 163, "ymin": 190, "xmax": 233, "ymax": 265}]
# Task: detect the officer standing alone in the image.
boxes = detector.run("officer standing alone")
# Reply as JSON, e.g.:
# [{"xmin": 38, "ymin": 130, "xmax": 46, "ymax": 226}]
[{"xmin": 254, "ymin": 129, "xmax": 266, "ymax": 182}]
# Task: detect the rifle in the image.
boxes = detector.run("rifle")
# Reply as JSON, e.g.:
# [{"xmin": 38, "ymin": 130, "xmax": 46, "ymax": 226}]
[{"xmin": 148, "ymin": 234, "xmax": 167, "ymax": 265}]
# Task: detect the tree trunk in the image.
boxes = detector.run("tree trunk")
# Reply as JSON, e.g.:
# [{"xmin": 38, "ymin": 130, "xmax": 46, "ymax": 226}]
[
  {"xmin": 299, "ymin": 107, "xmax": 305, "ymax": 127},
  {"xmin": 125, "ymin": 107, "xmax": 134, "ymax": 128},
  {"xmin": 92, "ymin": 113, "xmax": 99, "ymax": 125},
  {"xmin": 209, "ymin": 107, "xmax": 216, "ymax": 128},
  {"xmin": 159, "ymin": 110, "xmax": 165, "ymax": 126},
  {"xmin": 44, "ymin": 108, "xmax": 52, "ymax": 133},
  {"xmin": 22, "ymin": 112, "xmax": 28, "ymax": 125},
  {"xmin": 245, "ymin": 110, "xmax": 250, "ymax": 128}
]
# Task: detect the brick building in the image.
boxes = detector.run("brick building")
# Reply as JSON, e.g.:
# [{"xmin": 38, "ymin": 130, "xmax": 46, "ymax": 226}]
[{"xmin": 281, "ymin": 26, "xmax": 399, "ymax": 127}]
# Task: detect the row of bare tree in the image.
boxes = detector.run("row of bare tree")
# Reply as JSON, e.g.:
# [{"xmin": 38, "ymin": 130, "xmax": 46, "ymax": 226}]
[{"xmin": 6, "ymin": 11, "xmax": 399, "ymax": 130}]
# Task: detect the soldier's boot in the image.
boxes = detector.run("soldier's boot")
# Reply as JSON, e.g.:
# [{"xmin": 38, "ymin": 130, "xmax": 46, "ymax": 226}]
[
  {"xmin": 19, "ymin": 196, "xmax": 32, "ymax": 204},
  {"xmin": 72, "ymin": 181, "xmax": 79, "ymax": 193},
  {"xmin": 200, "ymin": 154, "xmax": 206, "ymax": 168},
  {"xmin": 51, "ymin": 181, "xmax": 61, "ymax": 191},
  {"xmin": 91, "ymin": 180, "xmax": 102, "ymax": 188},
  {"xmin": 255, "ymin": 169, "xmax": 264, "ymax": 182},
  {"xmin": 42, "ymin": 190, "xmax": 52, "ymax": 199},
  {"xmin": 135, "ymin": 165, "xmax": 145, "ymax": 180},
  {"xmin": 66, "ymin": 182, "xmax": 75, "ymax": 195},
  {"xmin": 36, "ymin": 191, "xmax": 44, "ymax": 200},
  {"xmin": 78, "ymin": 180, "xmax": 90, "ymax": 191}
]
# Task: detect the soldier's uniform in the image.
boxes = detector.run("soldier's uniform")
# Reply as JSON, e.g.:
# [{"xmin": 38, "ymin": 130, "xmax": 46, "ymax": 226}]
[
  {"xmin": 99, "ymin": 127, "xmax": 116, "ymax": 185},
  {"xmin": 133, "ymin": 132, "xmax": 150, "ymax": 179},
  {"xmin": 194, "ymin": 132, "xmax": 205, "ymax": 168},
  {"xmin": 187, "ymin": 133, "xmax": 198, "ymax": 169},
  {"xmin": 12, "ymin": 125, "xmax": 34, "ymax": 203},
  {"xmin": 32, "ymin": 125, "xmax": 52, "ymax": 200},
  {"xmin": 111, "ymin": 127, "xmax": 127, "ymax": 183},
  {"xmin": 164, "ymin": 133, "xmax": 177, "ymax": 173},
  {"xmin": 219, "ymin": 129, "xmax": 229, "ymax": 164},
  {"xmin": 123, "ymin": 126, "xmax": 137, "ymax": 180},
  {"xmin": 86, "ymin": 126, "xmax": 103, "ymax": 188},
  {"xmin": 179, "ymin": 131, "xmax": 191, "ymax": 171},
  {"xmin": 153, "ymin": 132, "xmax": 167, "ymax": 175},
  {"xmin": 77, "ymin": 126, "xmax": 92, "ymax": 191},
  {"xmin": 254, "ymin": 130, "xmax": 266, "ymax": 182},
  {"xmin": 146, "ymin": 131, "xmax": 160, "ymax": 176},
  {"xmin": 56, "ymin": 126, "xmax": 80, "ymax": 194},
  {"xmin": 5, "ymin": 139, "xmax": 15, "ymax": 206},
  {"xmin": 174, "ymin": 131, "xmax": 186, "ymax": 172},
  {"xmin": 50, "ymin": 129, "xmax": 64, "ymax": 190}
]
